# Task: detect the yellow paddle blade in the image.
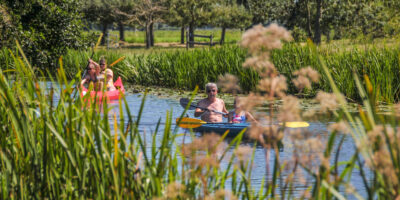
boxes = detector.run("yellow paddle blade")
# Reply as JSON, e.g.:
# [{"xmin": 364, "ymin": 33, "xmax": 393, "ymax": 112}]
[
  {"xmin": 109, "ymin": 56, "xmax": 126, "ymax": 67},
  {"xmin": 279, "ymin": 121, "xmax": 310, "ymax": 128},
  {"xmin": 95, "ymin": 33, "xmax": 103, "ymax": 50},
  {"xmin": 176, "ymin": 117, "xmax": 207, "ymax": 128}
]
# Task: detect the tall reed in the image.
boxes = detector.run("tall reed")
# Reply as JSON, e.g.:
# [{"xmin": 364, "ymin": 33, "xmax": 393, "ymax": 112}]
[
  {"xmin": 0, "ymin": 44, "xmax": 263, "ymax": 199},
  {"xmin": 53, "ymin": 42, "xmax": 400, "ymax": 102}
]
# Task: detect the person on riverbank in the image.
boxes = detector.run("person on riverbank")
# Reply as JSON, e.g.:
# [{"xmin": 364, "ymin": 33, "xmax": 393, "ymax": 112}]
[
  {"xmin": 194, "ymin": 83, "xmax": 229, "ymax": 123},
  {"xmin": 228, "ymin": 97, "xmax": 257, "ymax": 123}
]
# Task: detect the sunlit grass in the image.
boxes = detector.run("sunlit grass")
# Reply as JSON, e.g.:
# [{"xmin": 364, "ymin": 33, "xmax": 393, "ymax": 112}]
[
  {"xmin": 47, "ymin": 41, "xmax": 400, "ymax": 102},
  {"xmin": 0, "ymin": 45, "xmax": 263, "ymax": 199},
  {"xmin": 109, "ymin": 29, "xmax": 243, "ymax": 44}
]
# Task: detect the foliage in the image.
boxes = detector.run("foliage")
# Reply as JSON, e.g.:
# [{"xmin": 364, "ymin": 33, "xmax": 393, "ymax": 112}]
[
  {"xmin": 0, "ymin": 0, "xmax": 90, "ymax": 69},
  {"xmin": 53, "ymin": 41, "xmax": 400, "ymax": 102},
  {"xmin": 0, "ymin": 47, "xmax": 262, "ymax": 199},
  {"xmin": 212, "ymin": 2, "xmax": 252, "ymax": 29},
  {"xmin": 116, "ymin": 0, "xmax": 166, "ymax": 48}
]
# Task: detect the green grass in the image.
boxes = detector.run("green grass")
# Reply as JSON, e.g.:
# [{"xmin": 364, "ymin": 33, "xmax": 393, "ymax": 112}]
[
  {"xmin": 2, "ymin": 38, "xmax": 400, "ymax": 102},
  {"xmin": 110, "ymin": 29, "xmax": 243, "ymax": 44},
  {"xmin": 54, "ymin": 41, "xmax": 400, "ymax": 102}
]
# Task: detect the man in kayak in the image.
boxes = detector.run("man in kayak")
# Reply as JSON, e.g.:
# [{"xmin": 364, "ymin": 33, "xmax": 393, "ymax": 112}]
[{"xmin": 194, "ymin": 83, "xmax": 229, "ymax": 123}]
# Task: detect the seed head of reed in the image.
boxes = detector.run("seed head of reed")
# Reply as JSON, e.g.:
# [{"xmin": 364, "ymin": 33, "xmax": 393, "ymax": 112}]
[
  {"xmin": 248, "ymin": 124, "xmax": 282, "ymax": 148},
  {"xmin": 292, "ymin": 66, "xmax": 320, "ymax": 91},
  {"xmin": 241, "ymin": 24, "xmax": 292, "ymax": 55},
  {"xmin": 315, "ymin": 91, "xmax": 345, "ymax": 113},
  {"xmin": 181, "ymin": 133, "xmax": 225, "ymax": 168},
  {"xmin": 165, "ymin": 182, "xmax": 187, "ymax": 199},
  {"xmin": 234, "ymin": 146, "xmax": 253, "ymax": 163},
  {"xmin": 302, "ymin": 108, "xmax": 317, "ymax": 118},
  {"xmin": 344, "ymin": 184, "xmax": 356, "ymax": 195},
  {"xmin": 328, "ymin": 121, "xmax": 351, "ymax": 134},
  {"xmin": 358, "ymin": 125, "xmax": 399, "ymax": 188},
  {"xmin": 365, "ymin": 125, "xmax": 385, "ymax": 147},
  {"xmin": 212, "ymin": 189, "xmax": 238, "ymax": 200},
  {"xmin": 257, "ymin": 75, "xmax": 288, "ymax": 99},
  {"xmin": 293, "ymin": 136, "xmax": 325, "ymax": 172},
  {"xmin": 182, "ymin": 133, "xmax": 222, "ymax": 155},
  {"xmin": 237, "ymin": 93, "xmax": 263, "ymax": 112},
  {"xmin": 196, "ymin": 155, "xmax": 220, "ymax": 168},
  {"xmin": 218, "ymin": 73, "xmax": 241, "ymax": 94},
  {"xmin": 278, "ymin": 95, "xmax": 301, "ymax": 122},
  {"xmin": 242, "ymin": 55, "xmax": 276, "ymax": 76},
  {"xmin": 366, "ymin": 146, "xmax": 398, "ymax": 188}
]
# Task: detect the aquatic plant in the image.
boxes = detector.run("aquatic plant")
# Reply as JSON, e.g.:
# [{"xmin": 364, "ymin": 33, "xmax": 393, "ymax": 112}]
[
  {"xmin": 0, "ymin": 43, "xmax": 262, "ymax": 199},
  {"xmin": 46, "ymin": 40, "xmax": 400, "ymax": 102}
]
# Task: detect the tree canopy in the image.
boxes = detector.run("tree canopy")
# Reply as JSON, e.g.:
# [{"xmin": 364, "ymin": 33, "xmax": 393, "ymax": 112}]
[{"xmin": 1, "ymin": 0, "xmax": 90, "ymax": 68}]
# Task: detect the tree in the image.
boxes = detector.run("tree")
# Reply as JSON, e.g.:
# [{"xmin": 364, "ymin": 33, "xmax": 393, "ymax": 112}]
[
  {"xmin": 165, "ymin": 0, "xmax": 215, "ymax": 47},
  {"xmin": 212, "ymin": 2, "xmax": 252, "ymax": 45},
  {"xmin": 1, "ymin": 0, "xmax": 88, "ymax": 69},
  {"xmin": 163, "ymin": 0, "xmax": 190, "ymax": 44},
  {"xmin": 83, "ymin": 0, "xmax": 116, "ymax": 45},
  {"xmin": 117, "ymin": 0, "xmax": 165, "ymax": 48},
  {"xmin": 0, "ymin": 4, "xmax": 18, "ymax": 47},
  {"xmin": 247, "ymin": 0, "xmax": 272, "ymax": 25},
  {"xmin": 111, "ymin": 0, "xmax": 135, "ymax": 42}
]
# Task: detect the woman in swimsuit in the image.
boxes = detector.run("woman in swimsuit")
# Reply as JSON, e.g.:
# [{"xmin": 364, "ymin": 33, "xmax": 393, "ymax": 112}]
[
  {"xmin": 80, "ymin": 61, "xmax": 99, "ymax": 90},
  {"xmin": 228, "ymin": 97, "xmax": 257, "ymax": 123}
]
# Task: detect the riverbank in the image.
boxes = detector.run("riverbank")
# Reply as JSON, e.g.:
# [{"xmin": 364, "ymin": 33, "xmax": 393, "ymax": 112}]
[{"xmin": 2, "ymin": 40, "xmax": 400, "ymax": 102}]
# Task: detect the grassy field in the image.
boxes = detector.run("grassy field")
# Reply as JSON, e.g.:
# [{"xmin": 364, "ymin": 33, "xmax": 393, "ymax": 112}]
[{"xmin": 109, "ymin": 29, "xmax": 244, "ymax": 44}]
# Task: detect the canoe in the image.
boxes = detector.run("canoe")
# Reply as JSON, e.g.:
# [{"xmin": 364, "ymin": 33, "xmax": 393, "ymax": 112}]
[
  {"xmin": 81, "ymin": 76, "xmax": 125, "ymax": 101},
  {"xmin": 193, "ymin": 123, "xmax": 249, "ymax": 137}
]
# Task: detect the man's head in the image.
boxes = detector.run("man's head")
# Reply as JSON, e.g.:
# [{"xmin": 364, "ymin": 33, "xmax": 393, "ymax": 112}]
[
  {"xmin": 205, "ymin": 83, "xmax": 218, "ymax": 99},
  {"xmin": 99, "ymin": 57, "xmax": 107, "ymax": 71}
]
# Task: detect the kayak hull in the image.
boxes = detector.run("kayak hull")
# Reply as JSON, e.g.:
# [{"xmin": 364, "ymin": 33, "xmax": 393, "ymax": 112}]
[
  {"xmin": 193, "ymin": 123, "xmax": 249, "ymax": 137},
  {"xmin": 81, "ymin": 76, "xmax": 125, "ymax": 101}
]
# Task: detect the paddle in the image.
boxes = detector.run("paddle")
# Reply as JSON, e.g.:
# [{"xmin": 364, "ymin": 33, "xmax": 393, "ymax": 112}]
[
  {"xmin": 109, "ymin": 56, "xmax": 126, "ymax": 67},
  {"xmin": 179, "ymin": 98, "xmax": 227, "ymax": 115},
  {"xmin": 176, "ymin": 117, "xmax": 310, "ymax": 129},
  {"xmin": 82, "ymin": 33, "xmax": 103, "ymax": 79}
]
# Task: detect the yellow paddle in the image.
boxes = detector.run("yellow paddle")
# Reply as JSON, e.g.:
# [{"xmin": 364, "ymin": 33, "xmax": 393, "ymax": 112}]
[
  {"xmin": 176, "ymin": 117, "xmax": 206, "ymax": 128},
  {"xmin": 109, "ymin": 56, "xmax": 126, "ymax": 67},
  {"xmin": 176, "ymin": 117, "xmax": 310, "ymax": 129}
]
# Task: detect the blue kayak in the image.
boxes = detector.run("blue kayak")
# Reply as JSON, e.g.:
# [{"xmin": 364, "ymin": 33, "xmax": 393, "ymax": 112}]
[{"xmin": 193, "ymin": 123, "xmax": 249, "ymax": 137}]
